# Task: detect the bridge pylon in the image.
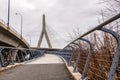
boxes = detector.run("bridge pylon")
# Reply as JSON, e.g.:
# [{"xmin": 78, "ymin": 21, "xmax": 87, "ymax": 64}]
[{"xmin": 37, "ymin": 14, "xmax": 52, "ymax": 48}]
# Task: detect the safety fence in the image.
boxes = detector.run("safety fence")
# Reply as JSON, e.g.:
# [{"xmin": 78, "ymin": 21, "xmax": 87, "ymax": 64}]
[
  {"xmin": 0, "ymin": 47, "xmax": 44, "ymax": 67},
  {"xmin": 59, "ymin": 13, "xmax": 120, "ymax": 80}
]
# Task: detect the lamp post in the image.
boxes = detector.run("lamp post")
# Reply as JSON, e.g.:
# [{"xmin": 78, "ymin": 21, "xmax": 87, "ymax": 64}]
[
  {"xmin": 15, "ymin": 13, "xmax": 23, "ymax": 39},
  {"xmin": 7, "ymin": 0, "xmax": 10, "ymax": 27}
]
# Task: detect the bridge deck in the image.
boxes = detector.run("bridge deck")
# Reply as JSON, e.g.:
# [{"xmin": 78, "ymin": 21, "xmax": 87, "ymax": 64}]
[{"xmin": 0, "ymin": 54, "xmax": 74, "ymax": 80}]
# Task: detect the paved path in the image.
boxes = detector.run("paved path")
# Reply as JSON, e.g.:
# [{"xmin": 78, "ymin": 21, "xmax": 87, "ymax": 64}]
[
  {"xmin": 26, "ymin": 54, "xmax": 64, "ymax": 64},
  {"xmin": 0, "ymin": 54, "xmax": 74, "ymax": 80}
]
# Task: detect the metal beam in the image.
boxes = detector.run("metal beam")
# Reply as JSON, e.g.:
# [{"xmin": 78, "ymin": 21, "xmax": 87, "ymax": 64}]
[
  {"xmin": 0, "ymin": 48, "xmax": 6, "ymax": 67},
  {"xmin": 9, "ymin": 49, "xmax": 14, "ymax": 65},
  {"xmin": 72, "ymin": 42, "xmax": 82, "ymax": 72},
  {"xmin": 67, "ymin": 45, "xmax": 75, "ymax": 66},
  {"xmin": 80, "ymin": 38, "xmax": 93, "ymax": 80}
]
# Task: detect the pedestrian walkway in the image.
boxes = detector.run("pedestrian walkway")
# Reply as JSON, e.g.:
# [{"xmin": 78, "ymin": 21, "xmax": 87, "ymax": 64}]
[
  {"xmin": 26, "ymin": 54, "xmax": 64, "ymax": 64},
  {"xmin": 0, "ymin": 54, "xmax": 74, "ymax": 80}
]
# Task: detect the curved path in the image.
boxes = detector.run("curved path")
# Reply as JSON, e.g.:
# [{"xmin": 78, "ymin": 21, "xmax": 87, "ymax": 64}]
[{"xmin": 0, "ymin": 54, "xmax": 74, "ymax": 80}]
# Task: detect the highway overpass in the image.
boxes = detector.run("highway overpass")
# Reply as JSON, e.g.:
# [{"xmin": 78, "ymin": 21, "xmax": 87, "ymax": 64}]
[{"xmin": 0, "ymin": 20, "xmax": 29, "ymax": 48}]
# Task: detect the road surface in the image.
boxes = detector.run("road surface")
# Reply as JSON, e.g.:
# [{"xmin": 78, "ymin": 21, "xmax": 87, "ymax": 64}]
[{"xmin": 0, "ymin": 54, "xmax": 74, "ymax": 80}]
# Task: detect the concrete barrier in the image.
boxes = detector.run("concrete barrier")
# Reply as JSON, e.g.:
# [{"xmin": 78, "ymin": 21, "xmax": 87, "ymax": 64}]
[
  {"xmin": 58, "ymin": 55, "xmax": 81, "ymax": 80},
  {"xmin": 0, "ymin": 63, "xmax": 21, "ymax": 72}
]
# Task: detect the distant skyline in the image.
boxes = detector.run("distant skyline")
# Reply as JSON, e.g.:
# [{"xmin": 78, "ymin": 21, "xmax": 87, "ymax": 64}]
[{"xmin": 0, "ymin": 0, "xmax": 106, "ymax": 48}]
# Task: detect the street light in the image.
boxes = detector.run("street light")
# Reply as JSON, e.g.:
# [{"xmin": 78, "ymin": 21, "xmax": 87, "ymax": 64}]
[
  {"xmin": 7, "ymin": 0, "xmax": 10, "ymax": 27},
  {"xmin": 15, "ymin": 13, "xmax": 23, "ymax": 39}
]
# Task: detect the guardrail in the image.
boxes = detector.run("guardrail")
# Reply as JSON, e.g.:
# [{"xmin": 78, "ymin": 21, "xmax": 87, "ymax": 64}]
[
  {"xmin": 0, "ymin": 46, "xmax": 44, "ymax": 67},
  {"xmin": 60, "ymin": 13, "xmax": 120, "ymax": 80}
]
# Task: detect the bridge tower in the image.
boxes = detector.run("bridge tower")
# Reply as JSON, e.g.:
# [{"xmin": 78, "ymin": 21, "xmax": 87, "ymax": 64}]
[{"xmin": 37, "ymin": 14, "xmax": 52, "ymax": 48}]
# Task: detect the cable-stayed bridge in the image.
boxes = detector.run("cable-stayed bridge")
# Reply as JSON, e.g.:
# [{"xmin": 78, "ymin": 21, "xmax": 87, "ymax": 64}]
[{"xmin": 0, "ymin": 13, "xmax": 120, "ymax": 80}]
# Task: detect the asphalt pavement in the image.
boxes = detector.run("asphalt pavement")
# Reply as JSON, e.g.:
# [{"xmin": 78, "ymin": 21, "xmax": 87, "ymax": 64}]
[{"xmin": 0, "ymin": 54, "xmax": 74, "ymax": 80}]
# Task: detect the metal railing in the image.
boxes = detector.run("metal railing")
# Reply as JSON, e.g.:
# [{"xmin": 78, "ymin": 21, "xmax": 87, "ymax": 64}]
[
  {"xmin": 59, "ymin": 13, "xmax": 120, "ymax": 80},
  {"xmin": 0, "ymin": 46, "xmax": 44, "ymax": 67}
]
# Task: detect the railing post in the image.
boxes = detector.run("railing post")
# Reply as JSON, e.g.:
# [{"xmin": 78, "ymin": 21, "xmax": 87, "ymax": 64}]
[
  {"xmin": 0, "ymin": 48, "xmax": 6, "ymax": 67},
  {"xmin": 32, "ymin": 50, "xmax": 34, "ymax": 58},
  {"xmin": 80, "ymin": 38, "xmax": 93, "ymax": 80},
  {"xmin": 100, "ymin": 27, "xmax": 120, "ymax": 80},
  {"xmin": 72, "ymin": 43, "xmax": 82, "ymax": 72},
  {"xmin": 9, "ymin": 49, "xmax": 14, "ymax": 65},
  {"xmin": 68, "ymin": 46, "xmax": 75, "ymax": 66},
  {"xmin": 29, "ymin": 50, "xmax": 33, "ymax": 59},
  {"xmin": 21, "ymin": 50, "xmax": 25, "ymax": 62},
  {"xmin": 61, "ymin": 48, "xmax": 69, "ymax": 63},
  {"xmin": 16, "ymin": 50, "xmax": 20, "ymax": 63},
  {"xmin": 24, "ymin": 50, "xmax": 28, "ymax": 61}
]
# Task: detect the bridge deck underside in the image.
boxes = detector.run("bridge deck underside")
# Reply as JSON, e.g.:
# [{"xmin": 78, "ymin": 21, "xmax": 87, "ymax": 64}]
[{"xmin": 0, "ymin": 54, "xmax": 74, "ymax": 80}]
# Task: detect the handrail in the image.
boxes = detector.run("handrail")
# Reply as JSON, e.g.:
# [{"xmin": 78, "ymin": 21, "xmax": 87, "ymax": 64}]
[
  {"xmin": 0, "ymin": 47, "xmax": 44, "ymax": 67},
  {"xmin": 63, "ymin": 13, "xmax": 120, "ymax": 80}
]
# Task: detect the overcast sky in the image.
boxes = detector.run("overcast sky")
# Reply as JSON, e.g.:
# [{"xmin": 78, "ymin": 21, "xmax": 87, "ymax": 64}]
[{"xmin": 0, "ymin": 0, "xmax": 106, "ymax": 48}]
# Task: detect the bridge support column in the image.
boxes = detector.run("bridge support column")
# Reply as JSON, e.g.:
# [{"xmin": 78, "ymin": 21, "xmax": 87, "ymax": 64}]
[
  {"xmin": 80, "ymin": 38, "xmax": 93, "ymax": 80},
  {"xmin": 100, "ymin": 27, "xmax": 120, "ymax": 80},
  {"xmin": 72, "ymin": 43, "xmax": 82, "ymax": 72}
]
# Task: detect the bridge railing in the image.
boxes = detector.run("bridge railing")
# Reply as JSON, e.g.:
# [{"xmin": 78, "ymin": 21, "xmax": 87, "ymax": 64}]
[
  {"xmin": 60, "ymin": 13, "xmax": 120, "ymax": 80},
  {"xmin": 0, "ymin": 46, "xmax": 44, "ymax": 67},
  {"xmin": 0, "ymin": 19, "xmax": 20, "ymax": 36}
]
